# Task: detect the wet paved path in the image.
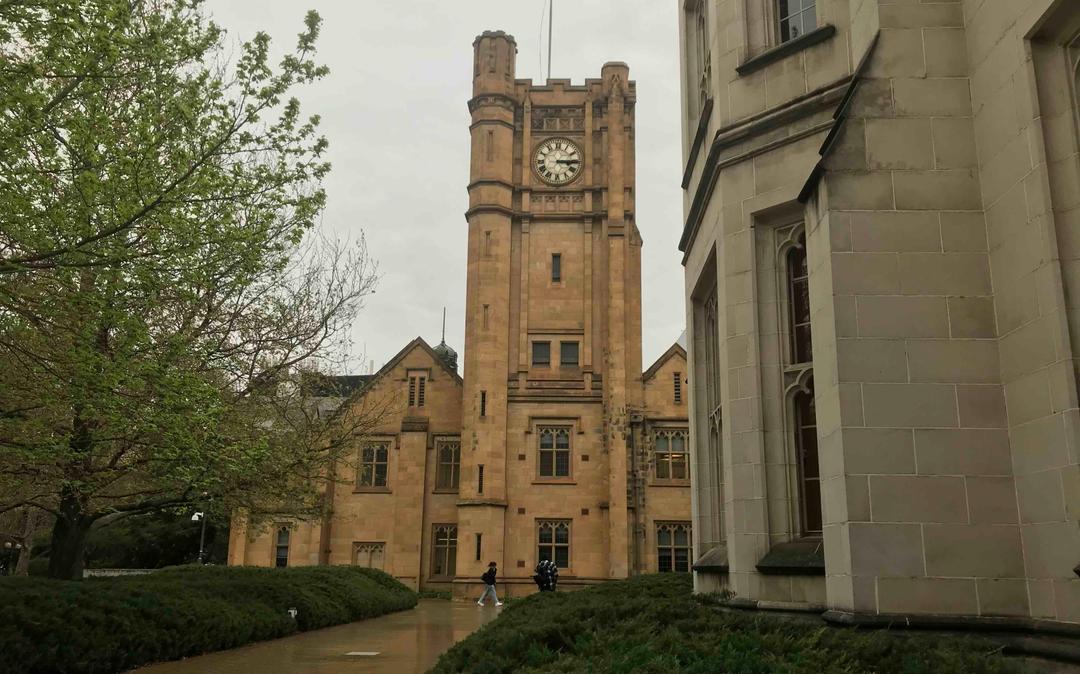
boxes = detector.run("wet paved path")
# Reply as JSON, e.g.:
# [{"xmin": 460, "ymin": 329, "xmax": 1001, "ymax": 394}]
[{"xmin": 132, "ymin": 600, "xmax": 498, "ymax": 674}]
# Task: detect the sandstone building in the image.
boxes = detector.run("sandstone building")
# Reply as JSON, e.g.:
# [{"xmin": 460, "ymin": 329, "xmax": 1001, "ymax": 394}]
[
  {"xmin": 228, "ymin": 31, "xmax": 692, "ymax": 597},
  {"xmin": 678, "ymin": 0, "xmax": 1080, "ymax": 627}
]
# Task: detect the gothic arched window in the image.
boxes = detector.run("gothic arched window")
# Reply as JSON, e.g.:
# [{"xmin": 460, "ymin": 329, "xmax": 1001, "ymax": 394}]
[{"xmin": 274, "ymin": 526, "xmax": 290, "ymax": 568}]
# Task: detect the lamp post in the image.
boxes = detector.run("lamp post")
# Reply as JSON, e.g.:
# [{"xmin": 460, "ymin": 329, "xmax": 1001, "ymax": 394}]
[{"xmin": 191, "ymin": 512, "xmax": 207, "ymax": 564}]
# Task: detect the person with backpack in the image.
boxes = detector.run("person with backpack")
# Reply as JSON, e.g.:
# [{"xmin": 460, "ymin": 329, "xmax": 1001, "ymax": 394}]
[
  {"xmin": 477, "ymin": 561, "xmax": 502, "ymax": 606},
  {"xmin": 533, "ymin": 558, "xmax": 558, "ymax": 592}
]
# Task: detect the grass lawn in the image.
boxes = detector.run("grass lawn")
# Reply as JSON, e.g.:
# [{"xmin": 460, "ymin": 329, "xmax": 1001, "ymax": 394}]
[{"xmin": 431, "ymin": 574, "xmax": 1021, "ymax": 673}]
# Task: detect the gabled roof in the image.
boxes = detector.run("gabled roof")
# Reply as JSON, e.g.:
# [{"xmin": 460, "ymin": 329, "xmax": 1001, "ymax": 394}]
[
  {"xmin": 369, "ymin": 336, "xmax": 463, "ymax": 387},
  {"xmin": 643, "ymin": 342, "xmax": 687, "ymax": 382}
]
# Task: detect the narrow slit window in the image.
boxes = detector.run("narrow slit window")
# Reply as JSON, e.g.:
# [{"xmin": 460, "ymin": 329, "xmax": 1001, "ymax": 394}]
[
  {"xmin": 673, "ymin": 372, "xmax": 682, "ymax": 404},
  {"xmin": 417, "ymin": 376, "xmax": 426, "ymax": 407},
  {"xmin": 475, "ymin": 533, "xmax": 482, "ymax": 561},
  {"xmin": 480, "ymin": 390, "xmax": 487, "ymax": 418},
  {"xmin": 478, "ymin": 464, "xmax": 485, "ymax": 494},
  {"xmin": 552, "ymin": 253, "xmax": 562, "ymax": 282},
  {"xmin": 408, "ymin": 377, "xmax": 417, "ymax": 407}
]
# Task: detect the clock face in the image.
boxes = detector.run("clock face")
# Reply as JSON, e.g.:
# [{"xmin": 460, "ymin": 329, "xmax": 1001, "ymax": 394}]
[{"xmin": 534, "ymin": 138, "xmax": 583, "ymax": 186}]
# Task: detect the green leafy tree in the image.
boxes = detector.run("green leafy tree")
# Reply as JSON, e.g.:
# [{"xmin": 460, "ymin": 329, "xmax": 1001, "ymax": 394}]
[{"xmin": 0, "ymin": 0, "xmax": 382, "ymax": 579}]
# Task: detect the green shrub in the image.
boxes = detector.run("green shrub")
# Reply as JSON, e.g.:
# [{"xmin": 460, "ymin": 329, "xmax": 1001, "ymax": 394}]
[
  {"xmin": 430, "ymin": 574, "xmax": 1020, "ymax": 674},
  {"xmin": 0, "ymin": 565, "xmax": 417, "ymax": 674}
]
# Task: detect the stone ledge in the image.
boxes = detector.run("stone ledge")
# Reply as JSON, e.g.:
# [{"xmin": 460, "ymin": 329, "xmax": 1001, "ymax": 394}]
[
  {"xmin": 692, "ymin": 543, "xmax": 729, "ymax": 573},
  {"xmin": 823, "ymin": 610, "xmax": 1080, "ymax": 640},
  {"xmin": 756, "ymin": 538, "xmax": 825, "ymax": 576},
  {"xmin": 736, "ymin": 25, "xmax": 837, "ymax": 77}
]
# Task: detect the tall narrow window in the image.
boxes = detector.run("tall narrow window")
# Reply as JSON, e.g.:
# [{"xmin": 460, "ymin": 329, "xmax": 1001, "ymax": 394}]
[
  {"xmin": 480, "ymin": 391, "xmax": 487, "ymax": 418},
  {"xmin": 274, "ymin": 526, "xmax": 290, "ymax": 568},
  {"xmin": 656, "ymin": 522, "xmax": 692, "ymax": 572},
  {"xmin": 788, "ymin": 233, "xmax": 812, "ymax": 364},
  {"xmin": 551, "ymin": 253, "xmax": 562, "ymax": 282},
  {"xmin": 357, "ymin": 442, "xmax": 389, "ymax": 488},
  {"xmin": 532, "ymin": 341, "xmax": 551, "ymax": 366},
  {"xmin": 435, "ymin": 440, "xmax": 460, "ymax": 491},
  {"xmin": 408, "ymin": 374, "xmax": 427, "ymax": 408},
  {"xmin": 431, "ymin": 525, "xmax": 457, "ymax": 578},
  {"xmin": 673, "ymin": 372, "xmax": 683, "ymax": 404},
  {"xmin": 354, "ymin": 542, "xmax": 385, "ymax": 569},
  {"xmin": 484, "ymin": 231, "xmax": 492, "ymax": 256},
  {"xmin": 654, "ymin": 429, "xmax": 689, "ymax": 481},
  {"xmin": 486, "ymin": 130, "xmax": 494, "ymax": 161},
  {"xmin": 538, "ymin": 427, "xmax": 571, "ymax": 478},
  {"xmin": 537, "ymin": 520, "xmax": 571, "ymax": 568},
  {"xmin": 483, "ymin": 304, "xmax": 490, "ymax": 329},
  {"xmin": 477, "ymin": 464, "xmax": 484, "ymax": 494},
  {"xmin": 475, "ymin": 533, "xmax": 482, "ymax": 561},
  {"xmin": 560, "ymin": 341, "xmax": 579, "ymax": 367},
  {"xmin": 795, "ymin": 380, "xmax": 822, "ymax": 535},
  {"xmin": 778, "ymin": 0, "xmax": 817, "ymax": 44}
]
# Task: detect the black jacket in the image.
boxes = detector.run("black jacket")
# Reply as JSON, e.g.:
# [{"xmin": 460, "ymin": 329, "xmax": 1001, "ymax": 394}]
[{"xmin": 481, "ymin": 568, "xmax": 497, "ymax": 585}]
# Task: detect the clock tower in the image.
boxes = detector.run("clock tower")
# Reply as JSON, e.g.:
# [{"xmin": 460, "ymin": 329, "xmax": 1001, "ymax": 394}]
[{"xmin": 456, "ymin": 30, "xmax": 644, "ymax": 592}]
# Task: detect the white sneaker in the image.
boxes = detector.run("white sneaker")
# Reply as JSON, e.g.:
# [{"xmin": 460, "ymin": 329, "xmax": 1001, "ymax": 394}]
[
  {"xmin": 495, "ymin": 601, "xmax": 503, "ymax": 606},
  {"xmin": 477, "ymin": 600, "xmax": 483, "ymax": 606}
]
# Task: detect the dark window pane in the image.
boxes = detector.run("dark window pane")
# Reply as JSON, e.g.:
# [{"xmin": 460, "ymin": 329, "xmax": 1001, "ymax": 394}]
[
  {"xmin": 804, "ymin": 479, "xmax": 823, "ymax": 533},
  {"xmin": 801, "ymin": 428, "xmax": 819, "ymax": 479},
  {"xmin": 802, "ymin": 5, "xmax": 816, "ymax": 33},
  {"xmin": 540, "ymin": 432, "xmax": 553, "ymax": 449},
  {"xmin": 795, "ymin": 325, "xmax": 813, "ymax": 363},
  {"xmin": 675, "ymin": 528, "xmax": 689, "ymax": 547},
  {"xmin": 672, "ymin": 455, "xmax": 687, "ymax": 480},
  {"xmin": 658, "ymin": 553, "xmax": 672, "ymax": 573},
  {"xmin": 555, "ymin": 546, "xmax": 569, "ymax": 568},
  {"xmin": 552, "ymin": 253, "xmax": 561, "ymax": 282},
  {"xmin": 778, "ymin": 0, "xmax": 791, "ymax": 19},
  {"xmin": 555, "ymin": 525, "xmax": 569, "ymax": 545},
  {"xmin": 675, "ymin": 548, "xmax": 690, "ymax": 572},
  {"xmin": 362, "ymin": 446, "xmax": 374, "ymax": 462},
  {"xmin": 555, "ymin": 431, "xmax": 569, "ymax": 449},
  {"xmin": 539, "ymin": 526, "xmax": 553, "ymax": 545},
  {"xmin": 671, "ymin": 434, "xmax": 685, "ymax": 453},
  {"xmin": 539, "ymin": 451, "xmax": 553, "ymax": 476},
  {"xmin": 780, "ymin": 17, "xmax": 792, "ymax": 42},
  {"xmin": 376, "ymin": 445, "xmax": 388, "ymax": 462},
  {"xmin": 374, "ymin": 464, "xmax": 387, "ymax": 486},
  {"xmin": 656, "ymin": 459, "xmax": 670, "ymax": 480},
  {"xmin": 532, "ymin": 341, "xmax": 550, "ymax": 365},
  {"xmin": 359, "ymin": 464, "xmax": 373, "ymax": 486},
  {"xmin": 657, "ymin": 528, "xmax": 671, "ymax": 546},
  {"xmin": 560, "ymin": 341, "xmax": 579, "ymax": 366},
  {"xmin": 555, "ymin": 451, "xmax": 570, "ymax": 476}
]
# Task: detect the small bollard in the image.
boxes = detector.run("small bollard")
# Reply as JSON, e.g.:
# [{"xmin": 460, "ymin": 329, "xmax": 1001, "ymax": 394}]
[{"xmin": 287, "ymin": 608, "xmax": 298, "ymax": 619}]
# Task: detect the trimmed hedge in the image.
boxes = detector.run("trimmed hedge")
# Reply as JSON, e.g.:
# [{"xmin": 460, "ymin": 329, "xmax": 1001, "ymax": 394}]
[
  {"xmin": 431, "ymin": 574, "xmax": 1021, "ymax": 674},
  {"xmin": 0, "ymin": 565, "xmax": 417, "ymax": 674}
]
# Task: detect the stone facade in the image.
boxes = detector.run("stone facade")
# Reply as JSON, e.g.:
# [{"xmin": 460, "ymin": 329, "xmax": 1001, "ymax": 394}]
[
  {"xmin": 678, "ymin": 0, "xmax": 1080, "ymax": 626},
  {"xmin": 228, "ymin": 32, "xmax": 692, "ymax": 597}
]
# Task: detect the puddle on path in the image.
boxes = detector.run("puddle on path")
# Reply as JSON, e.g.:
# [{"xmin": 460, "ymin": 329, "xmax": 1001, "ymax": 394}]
[{"xmin": 132, "ymin": 599, "xmax": 499, "ymax": 674}]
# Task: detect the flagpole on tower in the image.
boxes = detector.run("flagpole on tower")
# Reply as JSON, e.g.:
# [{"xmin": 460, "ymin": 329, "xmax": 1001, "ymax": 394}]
[{"xmin": 547, "ymin": 0, "xmax": 553, "ymax": 80}]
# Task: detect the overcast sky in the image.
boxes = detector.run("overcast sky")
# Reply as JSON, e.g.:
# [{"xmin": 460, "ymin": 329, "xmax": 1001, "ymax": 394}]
[{"xmin": 205, "ymin": 0, "xmax": 686, "ymax": 374}]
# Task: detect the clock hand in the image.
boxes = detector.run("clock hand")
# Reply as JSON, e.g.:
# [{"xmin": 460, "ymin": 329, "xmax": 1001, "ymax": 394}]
[{"xmin": 555, "ymin": 159, "xmax": 579, "ymax": 164}]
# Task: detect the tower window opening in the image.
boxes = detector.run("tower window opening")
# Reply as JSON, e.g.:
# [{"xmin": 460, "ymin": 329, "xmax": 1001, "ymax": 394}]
[
  {"xmin": 478, "ymin": 464, "xmax": 485, "ymax": 494},
  {"xmin": 552, "ymin": 253, "xmax": 562, "ymax": 282}
]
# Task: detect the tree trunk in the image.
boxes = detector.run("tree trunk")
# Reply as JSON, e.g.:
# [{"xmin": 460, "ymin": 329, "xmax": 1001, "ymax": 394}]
[
  {"xmin": 14, "ymin": 507, "xmax": 37, "ymax": 576},
  {"xmin": 47, "ymin": 488, "xmax": 93, "ymax": 580}
]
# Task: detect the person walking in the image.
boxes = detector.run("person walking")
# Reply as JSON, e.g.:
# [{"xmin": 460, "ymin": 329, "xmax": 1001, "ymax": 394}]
[
  {"xmin": 477, "ymin": 561, "xmax": 502, "ymax": 606},
  {"xmin": 534, "ymin": 558, "xmax": 558, "ymax": 592}
]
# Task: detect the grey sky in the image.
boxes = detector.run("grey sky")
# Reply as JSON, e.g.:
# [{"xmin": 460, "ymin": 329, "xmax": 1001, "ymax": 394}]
[{"xmin": 205, "ymin": 0, "xmax": 686, "ymax": 373}]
